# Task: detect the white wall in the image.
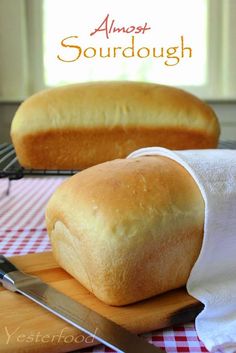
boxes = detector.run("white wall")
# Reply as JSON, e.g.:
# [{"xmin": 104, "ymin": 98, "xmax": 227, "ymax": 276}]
[{"xmin": 209, "ymin": 102, "xmax": 236, "ymax": 140}]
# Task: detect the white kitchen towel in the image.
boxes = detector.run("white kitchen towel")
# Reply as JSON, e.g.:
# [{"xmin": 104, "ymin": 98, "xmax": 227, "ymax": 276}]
[{"xmin": 127, "ymin": 147, "xmax": 236, "ymax": 353}]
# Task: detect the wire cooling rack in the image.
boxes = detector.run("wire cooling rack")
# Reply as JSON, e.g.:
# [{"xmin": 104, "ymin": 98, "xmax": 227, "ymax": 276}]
[
  {"xmin": 0, "ymin": 141, "xmax": 236, "ymax": 181},
  {"xmin": 0, "ymin": 143, "xmax": 78, "ymax": 180}
]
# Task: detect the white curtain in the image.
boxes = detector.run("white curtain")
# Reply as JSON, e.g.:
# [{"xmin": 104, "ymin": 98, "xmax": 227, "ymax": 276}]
[
  {"xmin": 0, "ymin": 0, "xmax": 29, "ymax": 100},
  {"xmin": 0, "ymin": 0, "xmax": 43, "ymax": 101}
]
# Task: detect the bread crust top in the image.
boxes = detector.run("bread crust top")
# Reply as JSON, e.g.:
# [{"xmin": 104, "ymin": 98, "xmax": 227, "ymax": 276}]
[
  {"xmin": 11, "ymin": 81, "xmax": 220, "ymax": 138},
  {"xmin": 46, "ymin": 155, "xmax": 205, "ymax": 243}
]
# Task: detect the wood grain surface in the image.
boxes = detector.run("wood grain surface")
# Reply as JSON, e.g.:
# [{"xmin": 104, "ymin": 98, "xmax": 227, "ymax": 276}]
[{"xmin": 0, "ymin": 252, "xmax": 203, "ymax": 353}]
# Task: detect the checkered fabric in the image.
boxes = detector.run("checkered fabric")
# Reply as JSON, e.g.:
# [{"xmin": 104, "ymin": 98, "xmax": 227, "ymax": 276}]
[{"xmin": 0, "ymin": 177, "xmax": 209, "ymax": 353}]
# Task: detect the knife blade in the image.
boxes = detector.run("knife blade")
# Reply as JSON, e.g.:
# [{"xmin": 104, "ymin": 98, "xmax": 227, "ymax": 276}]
[{"xmin": 0, "ymin": 255, "xmax": 164, "ymax": 353}]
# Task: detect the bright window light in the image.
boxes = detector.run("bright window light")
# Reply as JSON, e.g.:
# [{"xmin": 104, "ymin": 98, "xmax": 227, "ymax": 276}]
[{"xmin": 43, "ymin": 0, "xmax": 207, "ymax": 88}]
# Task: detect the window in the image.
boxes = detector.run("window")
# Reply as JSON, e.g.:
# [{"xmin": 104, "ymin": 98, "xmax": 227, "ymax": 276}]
[
  {"xmin": 41, "ymin": 0, "xmax": 236, "ymax": 99},
  {"xmin": 43, "ymin": 0, "xmax": 208, "ymax": 97},
  {"xmin": 0, "ymin": 0, "xmax": 235, "ymax": 101}
]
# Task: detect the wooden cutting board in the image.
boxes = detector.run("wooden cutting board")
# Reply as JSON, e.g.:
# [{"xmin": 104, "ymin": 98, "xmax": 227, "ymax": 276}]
[{"xmin": 0, "ymin": 252, "xmax": 203, "ymax": 353}]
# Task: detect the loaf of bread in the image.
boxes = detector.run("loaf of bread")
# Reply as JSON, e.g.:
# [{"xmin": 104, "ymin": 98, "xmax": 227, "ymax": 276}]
[
  {"xmin": 11, "ymin": 81, "xmax": 220, "ymax": 170},
  {"xmin": 46, "ymin": 155, "xmax": 205, "ymax": 306}
]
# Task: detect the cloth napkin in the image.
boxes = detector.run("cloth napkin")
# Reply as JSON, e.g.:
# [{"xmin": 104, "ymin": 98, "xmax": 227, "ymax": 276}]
[{"xmin": 127, "ymin": 147, "xmax": 236, "ymax": 353}]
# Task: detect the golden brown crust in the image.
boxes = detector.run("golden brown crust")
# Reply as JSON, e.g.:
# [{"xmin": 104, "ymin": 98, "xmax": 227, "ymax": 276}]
[
  {"xmin": 13, "ymin": 126, "xmax": 218, "ymax": 170},
  {"xmin": 11, "ymin": 81, "xmax": 220, "ymax": 169},
  {"xmin": 46, "ymin": 156, "xmax": 205, "ymax": 306}
]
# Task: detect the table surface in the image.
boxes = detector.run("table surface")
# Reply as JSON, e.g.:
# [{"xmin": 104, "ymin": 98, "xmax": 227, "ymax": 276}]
[{"xmin": 0, "ymin": 177, "xmax": 208, "ymax": 353}]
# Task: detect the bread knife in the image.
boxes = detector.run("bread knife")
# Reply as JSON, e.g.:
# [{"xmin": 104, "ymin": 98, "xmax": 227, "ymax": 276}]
[{"xmin": 0, "ymin": 255, "xmax": 163, "ymax": 353}]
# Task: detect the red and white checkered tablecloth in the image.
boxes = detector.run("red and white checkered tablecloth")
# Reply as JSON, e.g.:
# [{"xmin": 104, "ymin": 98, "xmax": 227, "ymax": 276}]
[{"xmin": 0, "ymin": 177, "xmax": 208, "ymax": 353}]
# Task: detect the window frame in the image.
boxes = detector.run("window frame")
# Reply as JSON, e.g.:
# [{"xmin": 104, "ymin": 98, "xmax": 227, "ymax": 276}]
[
  {"xmin": 37, "ymin": 0, "xmax": 236, "ymax": 100},
  {"xmin": 0, "ymin": 0, "xmax": 235, "ymax": 102}
]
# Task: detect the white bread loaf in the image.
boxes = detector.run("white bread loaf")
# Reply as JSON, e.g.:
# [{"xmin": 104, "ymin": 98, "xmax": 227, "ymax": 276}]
[
  {"xmin": 46, "ymin": 155, "xmax": 204, "ymax": 306},
  {"xmin": 11, "ymin": 81, "xmax": 220, "ymax": 170}
]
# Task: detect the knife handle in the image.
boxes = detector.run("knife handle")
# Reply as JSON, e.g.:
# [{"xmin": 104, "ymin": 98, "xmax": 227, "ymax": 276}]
[{"xmin": 0, "ymin": 255, "xmax": 18, "ymax": 280}]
